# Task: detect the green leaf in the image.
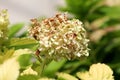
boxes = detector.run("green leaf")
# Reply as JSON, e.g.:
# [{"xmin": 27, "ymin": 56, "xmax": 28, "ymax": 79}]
[
  {"xmin": 105, "ymin": 38, "xmax": 120, "ymax": 52},
  {"xmin": 9, "ymin": 38, "xmax": 37, "ymax": 48},
  {"xmin": 100, "ymin": 6, "xmax": 120, "ymax": 19},
  {"xmin": 8, "ymin": 23, "xmax": 24, "ymax": 38},
  {"xmin": 18, "ymin": 75, "xmax": 39, "ymax": 80},
  {"xmin": 0, "ymin": 48, "xmax": 14, "ymax": 64},
  {"xmin": 43, "ymin": 59, "xmax": 66, "ymax": 77},
  {"xmin": 59, "ymin": 0, "xmax": 104, "ymax": 20},
  {"xmin": 18, "ymin": 54, "xmax": 33, "ymax": 69}
]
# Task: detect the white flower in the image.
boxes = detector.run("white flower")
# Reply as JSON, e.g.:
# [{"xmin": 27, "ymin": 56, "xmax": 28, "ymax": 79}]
[
  {"xmin": 29, "ymin": 13, "xmax": 89, "ymax": 60},
  {"xmin": 0, "ymin": 58, "xmax": 20, "ymax": 80}
]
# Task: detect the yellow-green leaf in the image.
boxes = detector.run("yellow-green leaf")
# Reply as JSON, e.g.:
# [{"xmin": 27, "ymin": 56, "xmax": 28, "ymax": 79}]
[{"xmin": 9, "ymin": 38, "xmax": 37, "ymax": 47}]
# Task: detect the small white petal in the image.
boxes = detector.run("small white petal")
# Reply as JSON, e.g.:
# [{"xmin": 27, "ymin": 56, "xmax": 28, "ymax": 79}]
[{"xmin": 76, "ymin": 52, "xmax": 81, "ymax": 57}]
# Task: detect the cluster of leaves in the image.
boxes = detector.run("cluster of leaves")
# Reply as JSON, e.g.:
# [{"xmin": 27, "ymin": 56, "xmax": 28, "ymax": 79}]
[
  {"xmin": 0, "ymin": 22, "xmax": 38, "ymax": 79},
  {"xmin": 0, "ymin": 22, "xmax": 38, "ymax": 63},
  {"xmin": 58, "ymin": 0, "xmax": 120, "ymax": 79}
]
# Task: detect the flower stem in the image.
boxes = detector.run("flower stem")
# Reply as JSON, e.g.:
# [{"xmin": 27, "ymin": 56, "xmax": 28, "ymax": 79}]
[{"xmin": 39, "ymin": 58, "xmax": 46, "ymax": 77}]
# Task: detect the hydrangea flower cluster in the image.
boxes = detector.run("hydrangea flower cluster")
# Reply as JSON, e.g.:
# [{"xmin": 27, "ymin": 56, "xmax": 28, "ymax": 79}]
[{"xmin": 29, "ymin": 13, "xmax": 89, "ymax": 60}]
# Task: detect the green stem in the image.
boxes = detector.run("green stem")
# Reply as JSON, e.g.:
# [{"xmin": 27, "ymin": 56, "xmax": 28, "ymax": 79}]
[
  {"xmin": 36, "ymin": 55, "xmax": 46, "ymax": 77},
  {"xmin": 37, "ymin": 55, "xmax": 42, "ymax": 63},
  {"xmin": 39, "ymin": 58, "xmax": 46, "ymax": 77}
]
